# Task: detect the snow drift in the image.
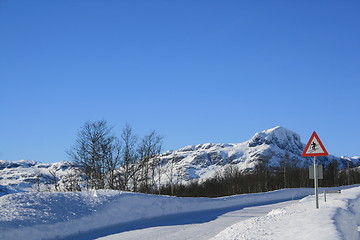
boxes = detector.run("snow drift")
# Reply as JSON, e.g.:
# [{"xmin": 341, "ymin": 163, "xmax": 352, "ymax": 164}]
[
  {"xmin": 1, "ymin": 186, "xmax": 360, "ymax": 240},
  {"xmin": 0, "ymin": 188, "xmax": 313, "ymax": 240}
]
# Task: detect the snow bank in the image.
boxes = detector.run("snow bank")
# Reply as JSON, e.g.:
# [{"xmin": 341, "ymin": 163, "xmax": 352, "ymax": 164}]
[
  {"xmin": 0, "ymin": 188, "xmax": 313, "ymax": 240},
  {"xmin": 334, "ymin": 187, "xmax": 360, "ymax": 239},
  {"xmin": 211, "ymin": 186, "xmax": 360, "ymax": 240}
]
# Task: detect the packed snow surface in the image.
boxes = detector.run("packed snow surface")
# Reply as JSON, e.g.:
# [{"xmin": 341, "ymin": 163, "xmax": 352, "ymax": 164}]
[
  {"xmin": 211, "ymin": 186, "xmax": 360, "ymax": 240},
  {"xmin": 1, "ymin": 185, "xmax": 360, "ymax": 240},
  {"xmin": 1, "ymin": 188, "xmax": 310, "ymax": 240},
  {"xmin": 95, "ymin": 199, "xmax": 300, "ymax": 240}
]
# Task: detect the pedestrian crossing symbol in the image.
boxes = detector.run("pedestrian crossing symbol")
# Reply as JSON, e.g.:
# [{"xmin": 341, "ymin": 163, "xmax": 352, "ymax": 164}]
[{"xmin": 302, "ymin": 131, "xmax": 328, "ymax": 157}]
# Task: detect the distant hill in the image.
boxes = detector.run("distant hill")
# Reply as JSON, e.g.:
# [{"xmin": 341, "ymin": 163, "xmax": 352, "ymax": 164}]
[
  {"xmin": 0, "ymin": 160, "xmax": 79, "ymax": 196},
  {"xmin": 1, "ymin": 126, "xmax": 359, "ymax": 195},
  {"xmin": 155, "ymin": 126, "xmax": 360, "ymax": 184}
]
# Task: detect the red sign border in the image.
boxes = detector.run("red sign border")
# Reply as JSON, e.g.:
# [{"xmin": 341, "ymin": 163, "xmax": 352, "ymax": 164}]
[{"xmin": 302, "ymin": 131, "xmax": 329, "ymax": 157}]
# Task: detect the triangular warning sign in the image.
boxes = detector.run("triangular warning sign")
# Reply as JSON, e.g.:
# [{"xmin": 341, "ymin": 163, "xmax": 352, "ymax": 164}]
[{"xmin": 302, "ymin": 131, "xmax": 329, "ymax": 157}]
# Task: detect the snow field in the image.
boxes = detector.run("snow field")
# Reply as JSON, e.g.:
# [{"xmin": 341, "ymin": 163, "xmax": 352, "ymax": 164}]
[
  {"xmin": 0, "ymin": 188, "xmax": 313, "ymax": 240},
  {"xmin": 1, "ymin": 185, "xmax": 360, "ymax": 240},
  {"xmin": 211, "ymin": 186, "xmax": 360, "ymax": 240}
]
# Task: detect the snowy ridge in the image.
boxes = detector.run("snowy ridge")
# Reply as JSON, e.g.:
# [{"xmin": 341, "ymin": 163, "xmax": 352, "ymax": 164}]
[
  {"xmin": 247, "ymin": 126, "xmax": 303, "ymax": 154},
  {"xmin": 156, "ymin": 126, "xmax": 358, "ymax": 184},
  {"xmin": 157, "ymin": 126, "xmax": 305, "ymax": 184}
]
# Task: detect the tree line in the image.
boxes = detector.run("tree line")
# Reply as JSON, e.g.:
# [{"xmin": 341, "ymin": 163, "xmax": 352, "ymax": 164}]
[
  {"xmin": 159, "ymin": 153, "xmax": 360, "ymax": 198},
  {"xmin": 64, "ymin": 120, "xmax": 360, "ymax": 197}
]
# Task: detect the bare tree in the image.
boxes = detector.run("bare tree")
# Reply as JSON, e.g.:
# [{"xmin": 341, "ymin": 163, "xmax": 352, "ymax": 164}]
[
  {"xmin": 67, "ymin": 120, "xmax": 121, "ymax": 190},
  {"xmin": 129, "ymin": 163, "xmax": 142, "ymax": 192},
  {"xmin": 48, "ymin": 169, "xmax": 59, "ymax": 191},
  {"xmin": 120, "ymin": 124, "xmax": 138, "ymax": 191},
  {"xmin": 165, "ymin": 152, "xmax": 180, "ymax": 195},
  {"xmin": 254, "ymin": 151, "xmax": 274, "ymax": 192},
  {"xmin": 61, "ymin": 169, "xmax": 82, "ymax": 192},
  {"xmin": 137, "ymin": 131, "xmax": 163, "ymax": 193},
  {"xmin": 33, "ymin": 170, "xmax": 42, "ymax": 192},
  {"xmin": 278, "ymin": 152, "xmax": 297, "ymax": 189},
  {"xmin": 105, "ymin": 138, "xmax": 122, "ymax": 189},
  {"xmin": 156, "ymin": 156, "xmax": 163, "ymax": 195}
]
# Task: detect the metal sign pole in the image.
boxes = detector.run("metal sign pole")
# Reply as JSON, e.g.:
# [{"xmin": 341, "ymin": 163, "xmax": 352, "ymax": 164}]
[
  {"xmin": 314, "ymin": 156, "xmax": 319, "ymax": 209},
  {"xmin": 302, "ymin": 131, "xmax": 328, "ymax": 209}
]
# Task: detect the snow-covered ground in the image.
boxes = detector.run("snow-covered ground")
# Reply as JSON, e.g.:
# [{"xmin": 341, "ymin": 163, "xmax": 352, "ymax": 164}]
[
  {"xmin": 212, "ymin": 186, "xmax": 360, "ymax": 240},
  {"xmin": 1, "ymin": 185, "xmax": 360, "ymax": 240},
  {"xmin": 91, "ymin": 199, "xmax": 300, "ymax": 240}
]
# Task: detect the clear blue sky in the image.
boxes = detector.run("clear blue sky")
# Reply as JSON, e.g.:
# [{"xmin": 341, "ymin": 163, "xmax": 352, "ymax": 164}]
[{"xmin": 1, "ymin": 0, "xmax": 359, "ymax": 163}]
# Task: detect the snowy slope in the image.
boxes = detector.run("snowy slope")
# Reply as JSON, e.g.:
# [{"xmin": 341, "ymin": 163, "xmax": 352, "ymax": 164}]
[
  {"xmin": 1, "ymin": 186, "xmax": 360, "ymax": 240},
  {"xmin": 0, "ymin": 188, "xmax": 313, "ymax": 240},
  {"xmin": 0, "ymin": 160, "xmax": 79, "ymax": 196},
  {"xmin": 211, "ymin": 186, "xmax": 360, "ymax": 240},
  {"xmin": 156, "ymin": 126, "xmax": 360, "ymax": 184}
]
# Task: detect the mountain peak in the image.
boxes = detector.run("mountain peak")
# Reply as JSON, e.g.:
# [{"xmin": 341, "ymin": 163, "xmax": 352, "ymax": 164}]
[
  {"xmin": 263, "ymin": 126, "xmax": 287, "ymax": 133},
  {"xmin": 248, "ymin": 126, "xmax": 304, "ymax": 155}
]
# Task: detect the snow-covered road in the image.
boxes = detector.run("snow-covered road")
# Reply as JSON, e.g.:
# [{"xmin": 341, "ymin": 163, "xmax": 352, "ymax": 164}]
[
  {"xmin": 3, "ymin": 187, "xmax": 360, "ymax": 240},
  {"xmin": 1, "ymin": 188, "xmax": 314, "ymax": 240},
  {"xmin": 74, "ymin": 200, "xmax": 298, "ymax": 240}
]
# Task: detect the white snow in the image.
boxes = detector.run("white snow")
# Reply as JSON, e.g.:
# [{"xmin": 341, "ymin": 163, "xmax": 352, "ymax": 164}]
[
  {"xmin": 211, "ymin": 186, "xmax": 360, "ymax": 240},
  {"xmin": 1, "ymin": 127, "xmax": 358, "ymax": 193},
  {"xmin": 96, "ymin": 199, "xmax": 300, "ymax": 240},
  {"xmin": 0, "ymin": 188, "xmax": 312, "ymax": 240},
  {"xmin": 0, "ymin": 160, "xmax": 77, "ymax": 195},
  {"xmin": 1, "ymin": 186, "xmax": 360, "ymax": 240}
]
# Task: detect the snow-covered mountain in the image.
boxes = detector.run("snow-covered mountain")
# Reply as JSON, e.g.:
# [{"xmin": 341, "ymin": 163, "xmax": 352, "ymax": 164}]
[
  {"xmin": 156, "ymin": 126, "xmax": 360, "ymax": 184},
  {"xmin": 0, "ymin": 160, "xmax": 79, "ymax": 196},
  {"xmin": 1, "ymin": 126, "xmax": 359, "ymax": 194}
]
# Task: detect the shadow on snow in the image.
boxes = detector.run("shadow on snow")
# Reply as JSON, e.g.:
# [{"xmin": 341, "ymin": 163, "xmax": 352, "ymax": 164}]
[{"xmin": 60, "ymin": 196, "xmax": 304, "ymax": 240}]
